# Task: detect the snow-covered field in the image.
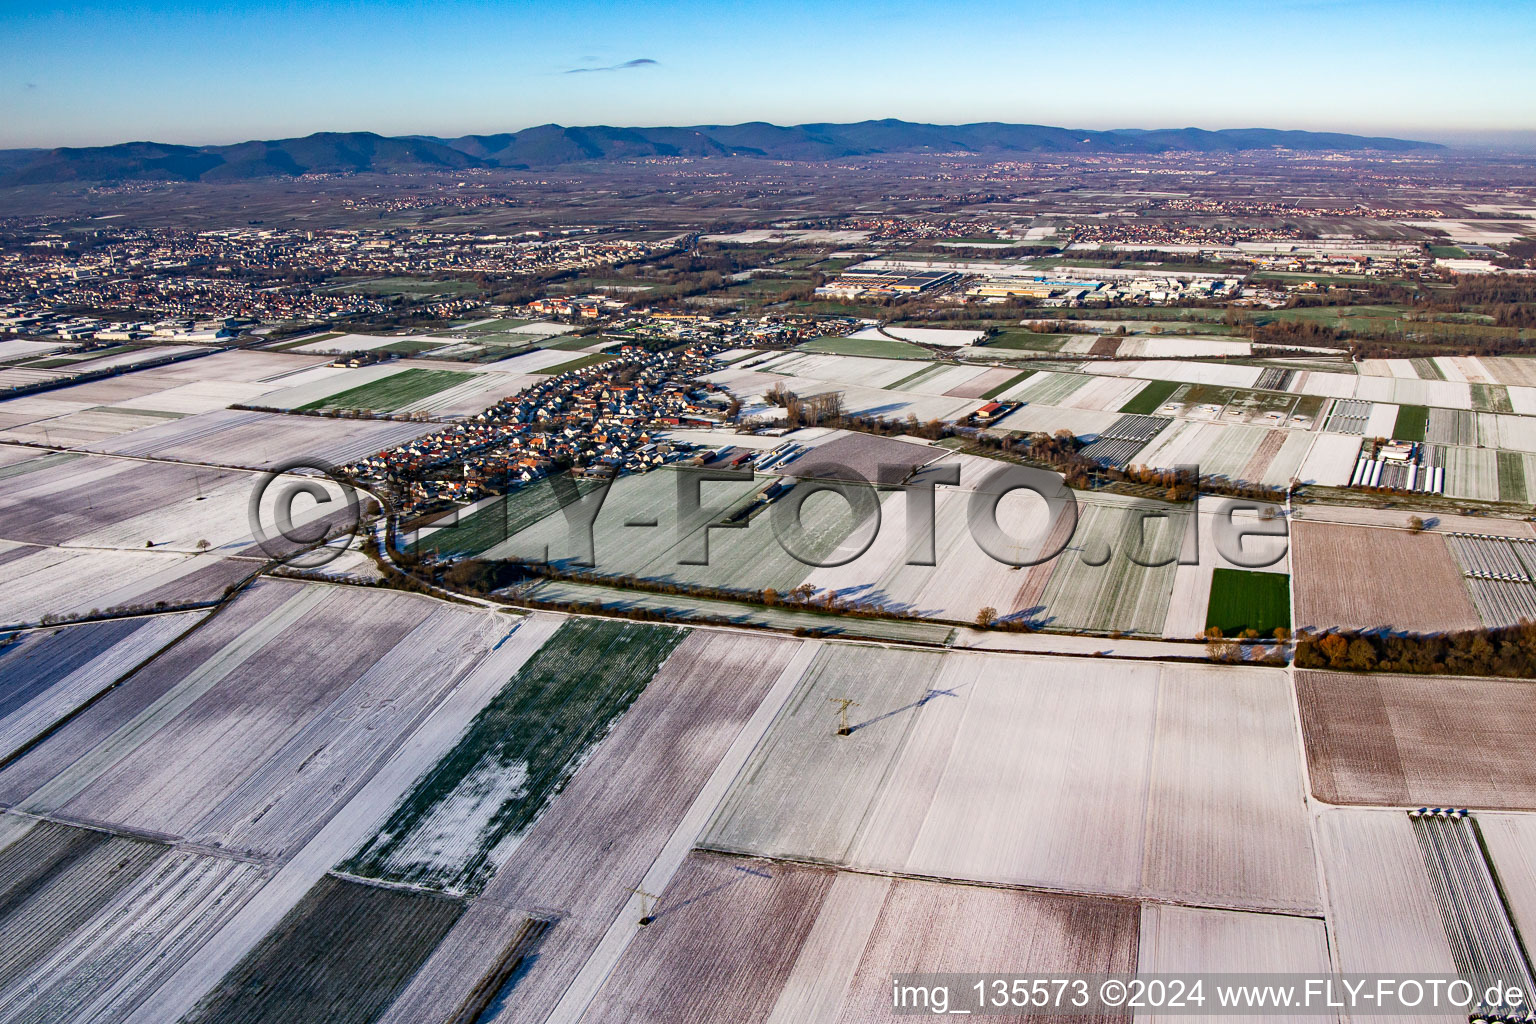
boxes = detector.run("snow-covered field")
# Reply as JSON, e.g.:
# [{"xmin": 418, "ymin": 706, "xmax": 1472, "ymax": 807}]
[
  {"xmin": 880, "ymin": 326, "xmax": 986, "ymax": 347},
  {"xmin": 291, "ymin": 333, "xmax": 403, "ymax": 354},
  {"xmin": 704, "ymin": 646, "xmax": 1317, "ymax": 912}
]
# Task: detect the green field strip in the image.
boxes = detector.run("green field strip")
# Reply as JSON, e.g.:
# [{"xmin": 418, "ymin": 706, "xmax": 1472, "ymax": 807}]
[
  {"xmin": 0, "ymin": 452, "xmax": 86, "ymax": 483},
  {"xmin": 409, "ymin": 475, "xmax": 604, "ymax": 557},
  {"xmin": 984, "ymin": 330, "xmax": 1070, "ymax": 352},
  {"xmin": 1471, "ymin": 383, "xmax": 1514, "ymax": 414},
  {"xmin": 1498, "ymin": 450, "xmax": 1527, "ymax": 504},
  {"xmin": 1205, "ymin": 568, "xmax": 1291, "ymax": 637},
  {"xmin": 1392, "ymin": 404, "xmax": 1429, "ymax": 442},
  {"xmin": 343, "ymin": 618, "xmax": 686, "ymax": 892},
  {"xmin": 541, "ymin": 334, "xmax": 604, "ymax": 351},
  {"xmin": 299, "ymin": 368, "xmax": 476, "ymax": 412},
  {"xmin": 1408, "ymin": 357, "xmax": 1446, "ymax": 381},
  {"xmin": 85, "ymin": 405, "xmax": 186, "ymax": 419},
  {"xmin": 378, "ymin": 339, "xmax": 444, "ymax": 356},
  {"xmin": 980, "ymin": 370, "xmax": 1035, "ymax": 401},
  {"xmin": 265, "ymin": 333, "xmax": 340, "ymax": 352},
  {"xmin": 887, "ymin": 363, "xmax": 945, "ymax": 390},
  {"xmin": 541, "ymin": 352, "xmax": 617, "ymax": 375},
  {"xmin": 795, "ymin": 335, "xmax": 931, "ymax": 360},
  {"xmin": 1118, "ymin": 379, "xmax": 1182, "ymax": 415}
]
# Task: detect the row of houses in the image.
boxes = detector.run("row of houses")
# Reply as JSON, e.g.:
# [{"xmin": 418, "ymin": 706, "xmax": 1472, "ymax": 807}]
[{"xmin": 348, "ymin": 339, "xmax": 733, "ymax": 511}]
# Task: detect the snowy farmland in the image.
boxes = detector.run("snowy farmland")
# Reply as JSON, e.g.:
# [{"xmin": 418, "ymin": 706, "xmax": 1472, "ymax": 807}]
[
  {"xmin": 0, "ymin": 350, "xmax": 333, "ymax": 446},
  {"xmin": 1290, "ymin": 521, "xmax": 1482, "ymax": 633},
  {"xmin": 0, "ymin": 581, "xmax": 551, "ymax": 860},
  {"xmin": 0, "ymin": 451, "xmax": 368, "ymax": 623},
  {"xmin": 1113, "ymin": 335, "xmax": 1253, "ymax": 358},
  {"xmin": 477, "ymin": 347, "xmax": 585, "ymax": 374},
  {"xmin": 990, "ymin": 403, "xmax": 1118, "ymax": 437},
  {"xmin": 1, "ymin": 590, "xmax": 1528, "ymax": 1024},
  {"xmin": 0, "ymin": 613, "xmax": 205, "ymax": 763},
  {"xmin": 738, "ymin": 351, "xmax": 931, "ymax": 390},
  {"xmin": 522, "ymin": 578, "xmax": 957, "ymax": 644},
  {"xmin": 879, "ymin": 326, "xmax": 986, "ymax": 347},
  {"xmin": 344, "ymin": 618, "xmax": 688, "ymax": 893},
  {"xmin": 796, "ymin": 484, "xmax": 1190, "ymax": 635},
  {"xmin": 706, "ymin": 354, "xmax": 991, "ymax": 422},
  {"xmin": 703, "ymin": 646, "xmax": 1319, "ymax": 913},
  {"xmin": 0, "ymin": 544, "xmax": 249, "ymax": 627},
  {"xmin": 1031, "ymin": 500, "xmax": 1188, "ymax": 633},
  {"xmin": 0, "ymin": 593, "xmax": 618, "ymax": 1024},
  {"xmin": 577, "ymin": 851, "xmax": 1139, "ymax": 1023},
  {"xmin": 0, "ymin": 821, "xmax": 270, "ymax": 1024},
  {"xmin": 1137, "ymin": 904, "xmax": 1332, "ymax": 1003},
  {"xmin": 1090, "ymin": 359, "xmax": 1265, "ymax": 389},
  {"xmin": 374, "ymin": 630, "xmax": 812, "ymax": 1024},
  {"xmin": 785, "ymin": 381, "xmax": 981, "ymax": 423},
  {"xmin": 14, "ymin": 269, "xmax": 1536, "ymax": 1024},
  {"xmin": 1297, "ymin": 669, "xmax": 1536, "ymax": 809},
  {"xmin": 1132, "ymin": 420, "xmax": 1315, "ymax": 487},
  {"xmin": 86, "ymin": 408, "xmax": 437, "ymax": 468},
  {"xmin": 0, "ymin": 453, "xmax": 351, "ymax": 556},
  {"xmin": 1479, "ymin": 814, "xmax": 1536, "ymax": 946},
  {"xmin": 1317, "ymin": 809, "xmax": 1460, "ymax": 981}
]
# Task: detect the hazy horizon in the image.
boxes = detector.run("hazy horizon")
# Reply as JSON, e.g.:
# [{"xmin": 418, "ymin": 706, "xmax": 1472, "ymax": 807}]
[
  {"xmin": 5, "ymin": 120, "xmax": 1536, "ymax": 155},
  {"xmin": 4, "ymin": 0, "xmax": 1534, "ymax": 150}
]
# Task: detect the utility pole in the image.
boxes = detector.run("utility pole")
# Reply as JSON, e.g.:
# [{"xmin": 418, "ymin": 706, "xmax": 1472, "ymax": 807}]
[
  {"xmin": 828, "ymin": 697, "xmax": 859, "ymax": 737},
  {"xmin": 629, "ymin": 886, "xmax": 659, "ymax": 927}
]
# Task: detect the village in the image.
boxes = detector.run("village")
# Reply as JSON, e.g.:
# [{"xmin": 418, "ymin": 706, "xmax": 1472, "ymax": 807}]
[{"xmin": 346, "ymin": 336, "xmax": 736, "ymax": 511}]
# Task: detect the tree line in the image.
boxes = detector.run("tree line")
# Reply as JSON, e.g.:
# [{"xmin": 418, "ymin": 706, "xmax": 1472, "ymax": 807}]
[{"xmin": 1295, "ymin": 622, "xmax": 1536, "ymax": 678}]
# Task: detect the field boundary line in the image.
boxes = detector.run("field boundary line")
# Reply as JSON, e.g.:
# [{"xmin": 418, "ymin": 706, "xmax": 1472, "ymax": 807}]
[
  {"xmin": 0, "ymin": 805, "xmax": 272, "ymax": 865},
  {"xmin": 0, "ymin": 612, "xmax": 203, "ymax": 766},
  {"xmin": 1288, "ymin": 458, "xmax": 1343, "ymax": 974},
  {"xmin": 0, "ymin": 549, "xmax": 278, "ymax": 761},
  {"xmin": 0, "ymin": 586, "xmax": 233, "ymax": 634},
  {"xmin": 504, "ymin": 588, "xmax": 1222, "ymax": 663},
  {"xmin": 690, "ymin": 846, "xmax": 1329, "ymax": 920},
  {"xmin": 542, "ymin": 638, "xmax": 822, "ymax": 1024},
  {"xmin": 328, "ymin": 868, "xmax": 464, "ymax": 898},
  {"xmin": 1132, "ymin": 668, "xmax": 1165, "ymax": 899}
]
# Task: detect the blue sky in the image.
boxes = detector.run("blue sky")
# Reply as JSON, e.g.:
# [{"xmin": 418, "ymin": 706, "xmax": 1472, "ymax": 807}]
[{"xmin": 2, "ymin": 0, "xmax": 1533, "ymax": 148}]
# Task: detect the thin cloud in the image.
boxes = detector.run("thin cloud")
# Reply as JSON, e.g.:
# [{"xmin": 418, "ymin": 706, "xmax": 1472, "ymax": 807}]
[{"xmin": 564, "ymin": 58, "xmax": 658, "ymax": 74}]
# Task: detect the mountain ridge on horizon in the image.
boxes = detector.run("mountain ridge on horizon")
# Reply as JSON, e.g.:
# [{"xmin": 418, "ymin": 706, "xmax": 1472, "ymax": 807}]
[{"xmin": 0, "ymin": 118, "xmax": 1444, "ymax": 186}]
